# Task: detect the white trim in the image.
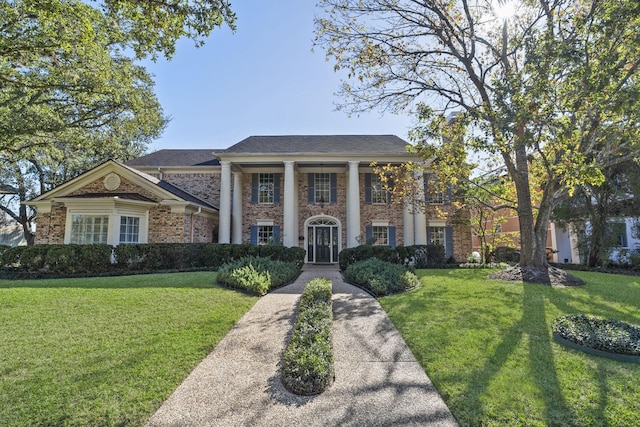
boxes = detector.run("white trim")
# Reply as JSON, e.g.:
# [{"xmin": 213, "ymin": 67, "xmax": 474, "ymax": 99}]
[
  {"xmin": 257, "ymin": 219, "xmax": 274, "ymax": 226},
  {"xmin": 304, "ymin": 214, "xmax": 342, "ymax": 264},
  {"xmin": 428, "ymin": 219, "xmax": 447, "ymax": 227}
]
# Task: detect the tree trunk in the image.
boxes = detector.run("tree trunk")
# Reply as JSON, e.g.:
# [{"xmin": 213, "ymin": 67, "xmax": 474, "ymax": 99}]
[
  {"xmin": 18, "ymin": 204, "xmax": 35, "ymax": 245},
  {"xmin": 587, "ymin": 215, "xmax": 607, "ymax": 267}
]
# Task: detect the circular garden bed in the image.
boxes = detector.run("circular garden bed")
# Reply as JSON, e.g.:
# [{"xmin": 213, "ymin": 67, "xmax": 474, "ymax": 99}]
[{"xmin": 552, "ymin": 314, "xmax": 640, "ymax": 363}]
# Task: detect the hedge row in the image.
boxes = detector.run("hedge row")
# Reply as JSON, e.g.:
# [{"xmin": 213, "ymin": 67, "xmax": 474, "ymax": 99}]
[
  {"xmin": 1, "ymin": 243, "xmax": 306, "ymax": 276},
  {"xmin": 339, "ymin": 244, "xmax": 449, "ymax": 271},
  {"xmin": 216, "ymin": 257, "xmax": 301, "ymax": 295},
  {"xmin": 343, "ymin": 258, "xmax": 421, "ymax": 296},
  {"xmin": 281, "ymin": 278, "xmax": 334, "ymax": 395}
]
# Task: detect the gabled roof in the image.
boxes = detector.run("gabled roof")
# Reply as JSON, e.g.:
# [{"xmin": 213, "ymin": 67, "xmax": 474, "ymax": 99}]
[
  {"xmin": 29, "ymin": 160, "xmax": 217, "ymax": 211},
  {"xmin": 125, "ymin": 149, "xmax": 220, "ymax": 167},
  {"xmin": 220, "ymin": 135, "xmax": 411, "ymax": 155}
]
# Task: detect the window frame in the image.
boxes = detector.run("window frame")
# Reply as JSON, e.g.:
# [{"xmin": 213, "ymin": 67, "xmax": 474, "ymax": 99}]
[
  {"xmin": 69, "ymin": 215, "xmax": 110, "ymax": 245},
  {"xmin": 429, "ymin": 226, "xmax": 446, "ymax": 247},
  {"xmin": 314, "ymin": 173, "xmax": 331, "ymax": 204},
  {"xmin": 258, "ymin": 173, "xmax": 275, "ymax": 204},
  {"xmin": 372, "ymin": 225, "xmax": 389, "ymax": 246},
  {"xmin": 119, "ymin": 215, "xmax": 141, "ymax": 244}
]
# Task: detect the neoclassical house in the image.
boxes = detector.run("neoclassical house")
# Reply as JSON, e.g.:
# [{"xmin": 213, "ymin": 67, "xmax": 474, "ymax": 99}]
[{"xmin": 28, "ymin": 135, "xmax": 472, "ymax": 263}]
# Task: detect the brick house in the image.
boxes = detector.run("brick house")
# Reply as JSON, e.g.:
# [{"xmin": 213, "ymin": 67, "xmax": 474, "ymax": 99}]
[{"xmin": 28, "ymin": 135, "xmax": 472, "ymax": 263}]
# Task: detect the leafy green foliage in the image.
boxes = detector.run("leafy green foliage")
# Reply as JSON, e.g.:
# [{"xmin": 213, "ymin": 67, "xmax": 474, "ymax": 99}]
[
  {"xmin": 316, "ymin": 0, "xmax": 640, "ymax": 269},
  {"xmin": 281, "ymin": 278, "xmax": 333, "ymax": 395},
  {"xmin": 338, "ymin": 245, "xmax": 399, "ymax": 270},
  {"xmin": 216, "ymin": 257, "xmax": 300, "ymax": 295},
  {"xmin": 344, "ymin": 258, "xmax": 420, "ymax": 296},
  {"xmin": 554, "ymin": 314, "xmax": 640, "ymax": 356}
]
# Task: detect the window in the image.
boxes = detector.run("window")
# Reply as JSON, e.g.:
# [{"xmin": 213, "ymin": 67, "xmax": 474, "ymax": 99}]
[
  {"xmin": 608, "ymin": 222, "xmax": 628, "ymax": 247},
  {"xmin": 429, "ymin": 226, "xmax": 446, "ymax": 246},
  {"xmin": 258, "ymin": 173, "xmax": 274, "ymax": 204},
  {"xmin": 372, "ymin": 226, "xmax": 389, "ymax": 245},
  {"xmin": 494, "ymin": 224, "xmax": 502, "ymax": 233},
  {"xmin": 371, "ymin": 174, "xmax": 387, "ymax": 204},
  {"xmin": 314, "ymin": 173, "xmax": 330, "ymax": 204},
  {"xmin": 119, "ymin": 216, "xmax": 140, "ymax": 244},
  {"xmin": 70, "ymin": 215, "xmax": 109, "ymax": 244},
  {"xmin": 257, "ymin": 225, "xmax": 274, "ymax": 245},
  {"xmin": 425, "ymin": 174, "xmax": 445, "ymax": 204}
]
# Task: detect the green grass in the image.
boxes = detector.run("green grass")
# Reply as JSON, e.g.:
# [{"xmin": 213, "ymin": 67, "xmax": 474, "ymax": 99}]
[
  {"xmin": 380, "ymin": 269, "xmax": 640, "ymax": 427},
  {"xmin": 0, "ymin": 272, "xmax": 258, "ymax": 427}
]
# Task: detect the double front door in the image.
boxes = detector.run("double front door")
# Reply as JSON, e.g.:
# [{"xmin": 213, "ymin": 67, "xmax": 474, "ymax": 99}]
[{"xmin": 308, "ymin": 225, "xmax": 338, "ymax": 263}]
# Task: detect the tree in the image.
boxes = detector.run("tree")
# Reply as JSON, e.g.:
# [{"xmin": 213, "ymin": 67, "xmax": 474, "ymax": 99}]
[
  {"xmin": 315, "ymin": 0, "xmax": 640, "ymax": 284},
  {"xmin": 553, "ymin": 159, "xmax": 640, "ymax": 267},
  {"xmin": 0, "ymin": 0, "xmax": 178, "ymax": 243}
]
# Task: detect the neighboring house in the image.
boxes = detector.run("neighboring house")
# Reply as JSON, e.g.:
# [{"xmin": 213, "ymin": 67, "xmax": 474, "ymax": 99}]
[
  {"xmin": 562, "ymin": 217, "xmax": 640, "ymax": 265},
  {"xmin": 27, "ymin": 135, "xmax": 472, "ymax": 264},
  {"xmin": 470, "ymin": 210, "xmax": 575, "ymax": 264},
  {"xmin": 0, "ymin": 223, "xmax": 27, "ymax": 246}
]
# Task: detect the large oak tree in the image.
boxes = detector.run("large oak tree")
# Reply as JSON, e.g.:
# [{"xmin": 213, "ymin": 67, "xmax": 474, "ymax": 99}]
[
  {"xmin": 315, "ymin": 0, "xmax": 640, "ymax": 283},
  {"xmin": 0, "ymin": 0, "xmax": 235, "ymax": 243}
]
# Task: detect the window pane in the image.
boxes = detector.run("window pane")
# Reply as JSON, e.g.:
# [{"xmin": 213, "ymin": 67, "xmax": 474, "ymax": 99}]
[
  {"xmin": 314, "ymin": 173, "xmax": 330, "ymax": 204},
  {"xmin": 70, "ymin": 215, "xmax": 109, "ymax": 244},
  {"xmin": 429, "ymin": 227, "xmax": 445, "ymax": 246},
  {"xmin": 120, "ymin": 216, "xmax": 140, "ymax": 244},
  {"xmin": 371, "ymin": 174, "xmax": 387, "ymax": 204},
  {"xmin": 257, "ymin": 225, "xmax": 274, "ymax": 245},
  {"xmin": 372, "ymin": 226, "xmax": 388, "ymax": 246},
  {"xmin": 258, "ymin": 174, "xmax": 274, "ymax": 204}
]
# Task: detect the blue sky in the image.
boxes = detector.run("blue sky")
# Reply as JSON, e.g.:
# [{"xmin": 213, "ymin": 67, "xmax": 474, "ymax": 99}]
[{"xmin": 143, "ymin": 1, "xmax": 415, "ymax": 151}]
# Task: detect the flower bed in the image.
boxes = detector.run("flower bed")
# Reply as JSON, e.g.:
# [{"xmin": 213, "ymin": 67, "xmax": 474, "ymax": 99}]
[{"xmin": 553, "ymin": 314, "xmax": 640, "ymax": 363}]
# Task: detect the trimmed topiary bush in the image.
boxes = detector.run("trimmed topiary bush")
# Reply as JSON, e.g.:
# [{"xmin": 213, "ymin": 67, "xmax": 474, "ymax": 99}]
[
  {"xmin": 343, "ymin": 258, "xmax": 420, "ymax": 296},
  {"xmin": 217, "ymin": 256, "xmax": 301, "ymax": 295},
  {"xmin": 281, "ymin": 278, "xmax": 333, "ymax": 395},
  {"xmin": 553, "ymin": 314, "xmax": 640, "ymax": 357}
]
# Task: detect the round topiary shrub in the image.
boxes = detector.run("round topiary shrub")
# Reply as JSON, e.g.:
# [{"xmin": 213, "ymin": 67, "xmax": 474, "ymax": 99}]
[{"xmin": 553, "ymin": 314, "xmax": 640, "ymax": 359}]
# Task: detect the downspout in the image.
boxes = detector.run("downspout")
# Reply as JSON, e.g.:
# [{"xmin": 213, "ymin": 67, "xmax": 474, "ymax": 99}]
[
  {"xmin": 190, "ymin": 207, "xmax": 202, "ymax": 243},
  {"xmin": 157, "ymin": 167, "xmax": 163, "ymax": 180}
]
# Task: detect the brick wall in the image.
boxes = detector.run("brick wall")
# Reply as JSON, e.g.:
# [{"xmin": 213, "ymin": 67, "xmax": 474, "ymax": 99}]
[
  {"xmin": 156, "ymin": 172, "xmax": 221, "ymax": 207},
  {"xmin": 241, "ymin": 173, "xmax": 284, "ymax": 243},
  {"xmin": 44, "ymin": 173, "xmax": 215, "ymax": 245},
  {"xmin": 359, "ymin": 173, "xmax": 405, "ymax": 245},
  {"xmin": 34, "ymin": 203, "xmax": 66, "ymax": 244}
]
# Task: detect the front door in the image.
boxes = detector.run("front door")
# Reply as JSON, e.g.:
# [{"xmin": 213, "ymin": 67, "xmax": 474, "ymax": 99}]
[{"xmin": 315, "ymin": 226, "xmax": 331, "ymax": 263}]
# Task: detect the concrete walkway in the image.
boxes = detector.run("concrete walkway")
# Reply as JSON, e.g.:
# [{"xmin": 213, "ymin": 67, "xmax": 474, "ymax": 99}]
[{"xmin": 146, "ymin": 265, "xmax": 458, "ymax": 426}]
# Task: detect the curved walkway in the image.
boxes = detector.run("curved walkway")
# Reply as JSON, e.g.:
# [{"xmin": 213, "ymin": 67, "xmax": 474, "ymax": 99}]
[{"xmin": 146, "ymin": 264, "xmax": 458, "ymax": 426}]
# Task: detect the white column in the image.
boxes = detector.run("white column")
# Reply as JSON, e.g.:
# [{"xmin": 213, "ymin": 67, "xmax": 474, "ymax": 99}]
[
  {"xmin": 283, "ymin": 161, "xmax": 297, "ymax": 247},
  {"xmin": 414, "ymin": 169, "xmax": 428, "ymax": 245},
  {"xmin": 403, "ymin": 199, "xmax": 415, "ymax": 246},
  {"xmin": 231, "ymin": 171, "xmax": 243, "ymax": 244},
  {"xmin": 347, "ymin": 161, "xmax": 361, "ymax": 248},
  {"xmin": 218, "ymin": 161, "xmax": 231, "ymax": 243}
]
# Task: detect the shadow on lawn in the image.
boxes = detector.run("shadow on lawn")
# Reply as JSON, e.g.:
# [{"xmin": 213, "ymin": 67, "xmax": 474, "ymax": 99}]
[{"xmin": 455, "ymin": 283, "xmax": 577, "ymax": 426}]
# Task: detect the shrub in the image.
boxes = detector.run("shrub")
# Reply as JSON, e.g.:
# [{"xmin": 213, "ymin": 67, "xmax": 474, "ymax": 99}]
[
  {"xmin": 78, "ymin": 244, "xmax": 114, "ymax": 273},
  {"xmin": 338, "ymin": 245, "xmax": 399, "ymax": 270},
  {"xmin": 45, "ymin": 245, "xmax": 80, "ymax": 274},
  {"xmin": 2, "ymin": 246, "xmax": 26, "ymax": 267},
  {"xmin": 20, "ymin": 245, "xmax": 49, "ymax": 270},
  {"xmin": 553, "ymin": 314, "xmax": 640, "ymax": 356},
  {"xmin": 281, "ymin": 278, "xmax": 333, "ymax": 395},
  {"xmin": 344, "ymin": 258, "xmax": 420, "ymax": 296},
  {"xmin": 230, "ymin": 263, "xmax": 272, "ymax": 295},
  {"xmin": 217, "ymin": 256, "xmax": 301, "ymax": 295}
]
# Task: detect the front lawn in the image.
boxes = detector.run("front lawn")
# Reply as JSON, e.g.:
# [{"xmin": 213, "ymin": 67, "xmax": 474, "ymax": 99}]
[
  {"xmin": 0, "ymin": 272, "xmax": 258, "ymax": 426},
  {"xmin": 380, "ymin": 269, "xmax": 640, "ymax": 427}
]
